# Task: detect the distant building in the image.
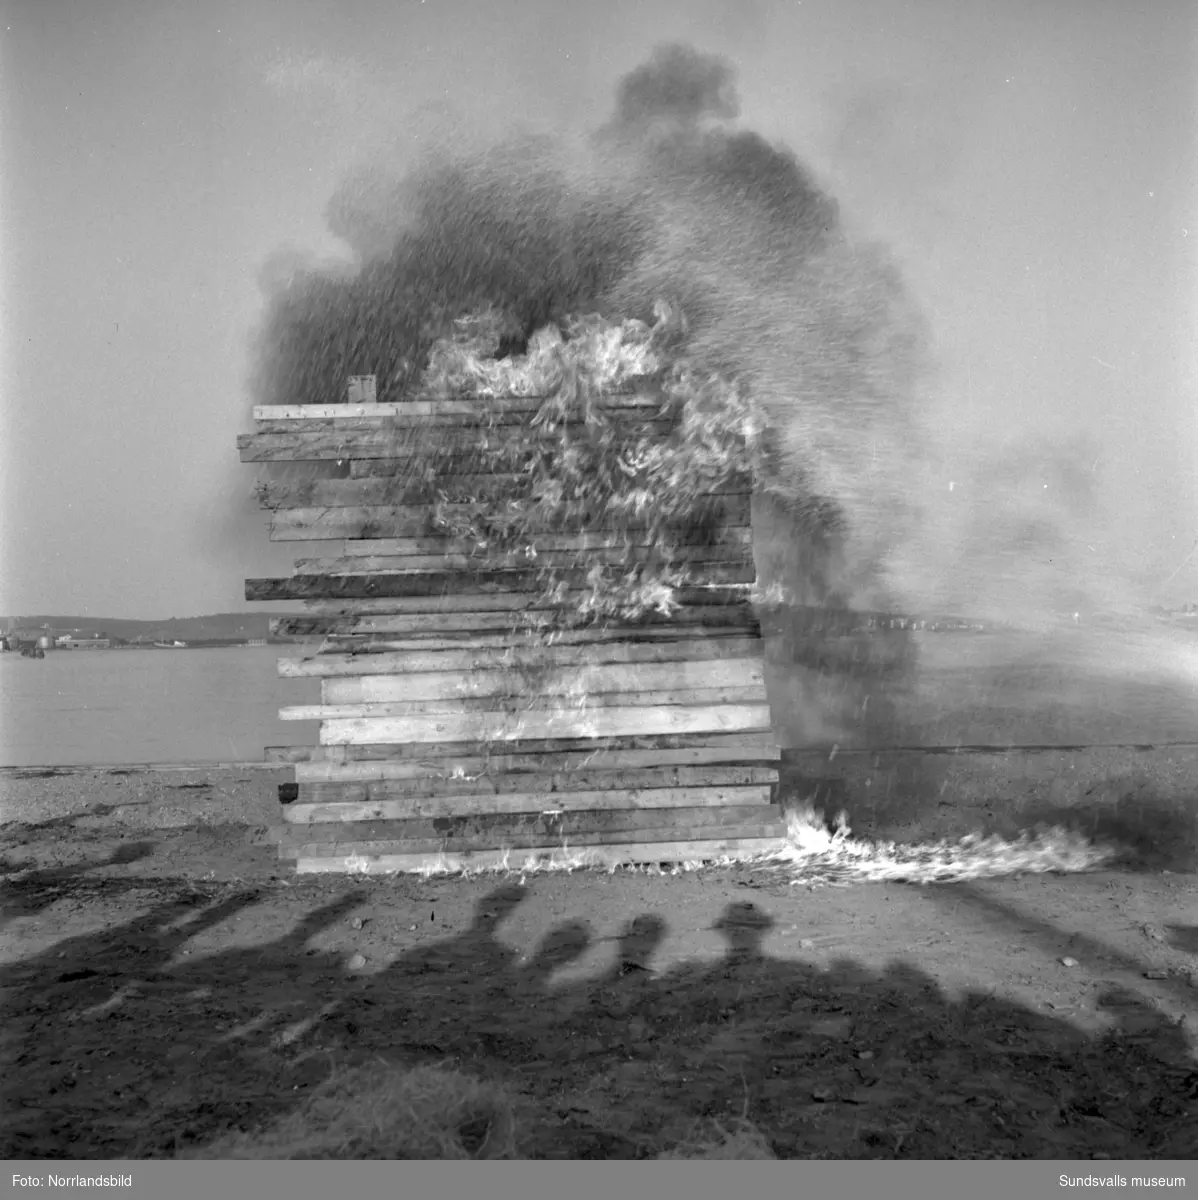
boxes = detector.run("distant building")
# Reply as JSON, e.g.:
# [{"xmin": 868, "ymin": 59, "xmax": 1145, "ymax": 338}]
[
  {"xmin": 60, "ymin": 635, "xmax": 111, "ymax": 649},
  {"xmin": 8, "ymin": 629, "xmax": 48, "ymax": 647}
]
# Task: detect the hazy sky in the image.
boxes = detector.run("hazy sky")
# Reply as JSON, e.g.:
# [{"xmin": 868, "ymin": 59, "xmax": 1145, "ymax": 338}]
[{"xmin": 2, "ymin": 0, "xmax": 1195, "ymax": 619}]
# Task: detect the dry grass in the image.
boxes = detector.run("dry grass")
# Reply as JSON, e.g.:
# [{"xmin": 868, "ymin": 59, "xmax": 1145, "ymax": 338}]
[
  {"xmin": 182, "ymin": 1061, "xmax": 519, "ymax": 1160},
  {"xmin": 178, "ymin": 1054, "xmax": 784, "ymax": 1161},
  {"xmin": 656, "ymin": 1117, "xmax": 777, "ymax": 1159},
  {"xmin": 178, "ymin": 1059, "xmax": 788, "ymax": 1160}
]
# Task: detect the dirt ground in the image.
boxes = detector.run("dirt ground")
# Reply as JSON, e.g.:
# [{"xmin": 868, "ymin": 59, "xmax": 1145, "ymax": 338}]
[{"xmin": 1, "ymin": 767, "xmax": 1196, "ymax": 1161}]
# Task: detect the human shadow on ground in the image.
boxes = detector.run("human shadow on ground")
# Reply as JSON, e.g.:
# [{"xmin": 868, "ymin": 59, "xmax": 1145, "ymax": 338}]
[
  {"xmin": 0, "ymin": 843, "xmax": 157, "ymax": 921},
  {"xmin": 3, "ymin": 880, "xmax": 1195, "ymax": 1160},
  {"xmin": 927, "ymin": 881, "xmax": 1198, "ymax": 1011},
  {"xmin": 1, "ymin": 882, "xmax": 368, "ymax": 1157}
]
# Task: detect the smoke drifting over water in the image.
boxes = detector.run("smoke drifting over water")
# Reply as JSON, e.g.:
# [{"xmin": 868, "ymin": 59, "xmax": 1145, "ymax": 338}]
[{"xmin": 250, "ymin": 42, "xmax": 1145, "ymax": 630}]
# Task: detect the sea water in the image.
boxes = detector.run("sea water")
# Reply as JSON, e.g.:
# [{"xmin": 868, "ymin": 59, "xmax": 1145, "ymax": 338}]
[{"xmin": 0, "ymin": 644, "xmax": 321, "ymax": 767}]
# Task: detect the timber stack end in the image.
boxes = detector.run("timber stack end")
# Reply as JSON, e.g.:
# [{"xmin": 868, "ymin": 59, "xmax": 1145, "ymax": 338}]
[{"xmin": 239, "ymin": 394, "xmax": 784, "ymax": 875}]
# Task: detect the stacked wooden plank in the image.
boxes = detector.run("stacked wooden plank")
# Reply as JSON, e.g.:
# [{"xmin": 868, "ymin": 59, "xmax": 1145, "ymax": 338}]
[{"xmin": 240, "ymin": 395, "xmax": 785, "ymax": 875}]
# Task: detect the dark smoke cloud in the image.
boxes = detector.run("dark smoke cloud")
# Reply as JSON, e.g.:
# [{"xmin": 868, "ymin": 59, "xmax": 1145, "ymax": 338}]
[
  {"xmin": 251, "ymin": 133, "xmax": 651, "ymax": 411},
  {"xmin": 245, "ymin": 41, "xmax": 1134, "ymax": 626},
  {"xmin": 592, "ymin": 46, "xmax": 925, "ymax": 599},
  {"xmin": 606, "ymin": 41, "xmax": 739, "ymax": 132},
  {"xmin": 251, "ymin": 43, "xmax": 856, "ymax": 407}
]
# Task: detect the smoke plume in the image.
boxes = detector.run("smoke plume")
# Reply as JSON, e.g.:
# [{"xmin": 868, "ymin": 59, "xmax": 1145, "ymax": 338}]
[{"xmin": 248, "ymin": 41, "xmax": 1137, "ymax": 628}]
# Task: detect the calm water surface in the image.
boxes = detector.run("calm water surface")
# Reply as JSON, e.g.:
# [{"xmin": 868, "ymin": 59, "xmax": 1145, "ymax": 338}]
[
  {"xmin": 4, "ymin": 628, "xmax": 1196, "ymax": 768},
  {"xmin": 0, "ymin": 645, "xmax": 320, "ymax": 767}
]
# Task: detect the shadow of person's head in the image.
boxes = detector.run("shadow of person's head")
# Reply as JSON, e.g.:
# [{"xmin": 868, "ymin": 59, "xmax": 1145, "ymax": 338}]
[{"xmin": 713, "ymin": 901, "xmax": 774, "ymax": 962}]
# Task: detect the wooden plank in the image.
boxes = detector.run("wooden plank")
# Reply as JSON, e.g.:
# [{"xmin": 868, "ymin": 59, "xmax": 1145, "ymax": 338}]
[
  {"xmin": 281, "ymin": 686, "xmax": 768, "ymax": 722},
  {"xmin": 301, "ymin": 592, "xmax": 566, "ymax": 615},
  {"xmin": 271, "ymin": 605, "xmax": 758, "ymax": 638},
  {"xmin": 290, "ymin": 685, "xmax": 770, "ymax": 723},
  {"xmin": 299, "ymin": 553, "xmax": 522, "ymax": 574},
  {"xmin": 238, "ymin": 423, "xmax": 678, "ymax": 462},
  {"xmin": 272, "ymin": 513, "xmax": 751, "ymax": 544},
  {"xmin": 352, "ymin": 458, "xmax": 421, "ymax": 478},
  {"xmin": 339, "ymin": 455, "xmax": 742, "ymax": 486},
  {"xmin": 349, "ymin": 458, "xmax": 741, "ymax": 481},
  {"xmin": 319, "ymin": 658, "xmax": 765, "ymax": 702},
  {"xmin": 253, "ymin": 395, "xmax": 667, "ymax": 421},
  {"xmin": 292, "ymin": 589, "xmax": 754, "ymax": 620},
  {"xmin": 251, "ymin": 567, "xmax": 754, "ymax": 603},
  {"xmin": 292, "ymin": 836, "xmax": 788, "ymax": 874},
  {"xmin": 253, "ymin": 409, "xmax": 677, "ymax": 434},
  {"xmin": 299, "ymin": 766, "xmax": 780, "ymax": 798},
  {"xmin": 337, "ymin": 527, "xmax": 754, "ymax": 557},
  {"xmin": 299, "ymin": 587, "xmax": 755, "ymax": 616},
  {"xmin": 285, "ymin": 773, "xmax": 777, "ymax": 815},
  {"xmin": 258, "ymin": 567, "xmax": 751, "ymax": 601},
  {"xmin": 295, "ymin": 625, "xmax": 761, "ymax": 654},
  {"xmin": 265, "ymin": 724, "xmax": 777, "ymax": 763},
  {"xmin": 265, "ymin": 496, "xmax": 752, "ymax": 541},
  {"xmin": 278, "ymin": 635, "xmax": 766, "ymax": 677},
  {"xmin": 258, "ymin": 475, "xmax": 748, "ymax": 510},
  {"xmin": 294, "ymin": 743, "xmax": 780, "ymax": 782},
  {"xmin": 275, "ymin": 478, "xmax": 733, "ymax": 516},
  {"xmin": 289, "ymin": 782, "xmax": 777, "ymax": 820},
  {"xmin": 271, "ymin": 505, "xmax": 438, "ymax": 541},
  {"xmin": 341, "ymin": 535, "xmax": 511, "ymax": 557},
  {"xmin": 281, "ymin": 804, "xmax": 783, "ymax": 846},
  {"xmin": 293, "ymin": 542, "xmax": 753, "ymax": 576},
  {"xmin": 347, "ymin": 731, "xmax": 782, "ymax": 759},
  {"xmin": 258, "ymin": 474, "xmax": 526, "ymax": 509},
  {"xmin": 237, "ymin": 431, "xmax": 404, "ymax": 462},
  {"xmin": 281, "ymin": 821, "xmax": 788, "ymax": 861},
  {"xmin": 276, "ymin": 803, "xmax": 785, "ymax": 849},
  {"xmin": 346, "ymin": 452, "xmax": 541, "ymax": 479},
  {"xmin": 299, "ymin": 585, "xmax": 754, "ymax": 615},
  {"xmin": 319, "ymin": 703, "xmax": 774, "ymax": 746},
  {"xmin": 254, "ymin": 416, "xmax": 493, "ymax": 433},
  {"xmin": 348, "ymin": 456, "xmax": 537, "ymax": 480}
]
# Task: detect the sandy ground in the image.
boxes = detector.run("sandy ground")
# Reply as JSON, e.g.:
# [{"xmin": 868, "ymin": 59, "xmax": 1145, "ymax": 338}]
[{"xmin": 1, "ymin": 765, "xmax": 1196, "ymax": 1160}]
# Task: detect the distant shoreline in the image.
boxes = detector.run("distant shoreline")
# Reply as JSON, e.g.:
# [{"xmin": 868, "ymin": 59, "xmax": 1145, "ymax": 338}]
[
  {"xmin": 0, "ymin": 612, "xmax": 304, "ymax": 647},
  {"xmin": 4, "ymin": 606, "xmax": 1195, "ymax": 649},
  {"xmin": 0, "ymin": 638, "xmax": 305, "ymax": 652}
]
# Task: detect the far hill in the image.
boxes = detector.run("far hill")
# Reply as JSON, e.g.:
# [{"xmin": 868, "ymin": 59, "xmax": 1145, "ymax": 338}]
[{"xmin": 2, "ymin": 613, "xmax": 302, "ymax": 642}]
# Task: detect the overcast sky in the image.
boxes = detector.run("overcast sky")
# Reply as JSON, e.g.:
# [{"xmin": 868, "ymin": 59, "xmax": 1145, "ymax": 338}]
[{"xmin": 2, "ymin": 0, "xmax": 1195, "ymax": 619}]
